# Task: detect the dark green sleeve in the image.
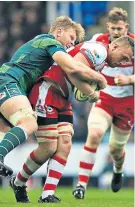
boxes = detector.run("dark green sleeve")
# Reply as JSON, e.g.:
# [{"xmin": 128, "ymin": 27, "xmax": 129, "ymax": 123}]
[{"xmin": 46, "ymin": 44, "xmax": 67, "ymax": 56}]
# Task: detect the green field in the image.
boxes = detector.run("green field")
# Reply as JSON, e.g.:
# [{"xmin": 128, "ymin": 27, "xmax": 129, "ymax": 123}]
[{"xmin": 0, "ymin": 187, "xmax": 134, "ymax": 207}]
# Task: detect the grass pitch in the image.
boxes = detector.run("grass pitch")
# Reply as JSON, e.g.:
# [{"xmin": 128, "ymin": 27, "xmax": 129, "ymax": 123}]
[{"xmin": 0, "ymin": 187, "xmax": 134, "ymax": 207}]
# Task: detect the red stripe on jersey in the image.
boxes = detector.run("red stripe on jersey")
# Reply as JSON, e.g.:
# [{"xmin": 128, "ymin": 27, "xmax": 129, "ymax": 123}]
[
  {"xmin": 49, "ymin": 169, "xmax": 62, "ymax": 179},
  {"xmin": 128, "ymin": 33, "xmax": 135, "ymax": 39},
  {"xmin": 23, "ymin": 164, "xmax": 32, "ymax": 175},
  {"xmin": 79, "ymin": 175, "xmax": 89, "ymax": 183},
  {"xmin": 96, "ymin": 33, "xmax": 110, "ymax": 44},
  {"xmin": 84, "ymin": 146, "xmax": 97, "ymax": 153},
  {"xmin": 44, "ymin": 184, "xmax": 56, "ymax": 191},
  {"xmin": 80, "ymin": 161, "xmax": 94, "ymax": 170},
  {"xmin": 101, "ymin": 73, "xmax": 116, "ymax": 85},
  {"xmin": 17, "ymin": 172, "xmax": 28, "ymax": 182},
  {"xmin": 68, "ymin": 43, "xmax": 83, "ymax": 57},
  {"xmin": 53, "ymin": 155, "xmax": 67, "ymax": 166}
]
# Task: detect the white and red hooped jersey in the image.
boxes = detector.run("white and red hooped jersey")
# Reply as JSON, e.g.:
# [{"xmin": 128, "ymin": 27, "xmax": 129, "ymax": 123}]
[
  {"xmin": 90, "ymin": 33, "xmax": 134, "ymax": 98},
  {"xmin": 37, "ymin": 41, "xmax": 108, "ymax": 99}
]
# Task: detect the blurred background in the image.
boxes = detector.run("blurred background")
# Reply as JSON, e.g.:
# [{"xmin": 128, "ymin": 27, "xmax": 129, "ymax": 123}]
[{"xmin": 0, "ymin": 1, "xmax": 134, "ymax": 190}]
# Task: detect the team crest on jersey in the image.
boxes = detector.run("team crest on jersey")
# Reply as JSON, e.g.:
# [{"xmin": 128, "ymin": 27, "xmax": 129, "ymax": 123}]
[
  {"xmin": 46, "ymin": 106, "xmax": 53, "ymax": 113},
  {"xmin": 0, "ymin": 92, "xmax": 6, "ymax": 100}
]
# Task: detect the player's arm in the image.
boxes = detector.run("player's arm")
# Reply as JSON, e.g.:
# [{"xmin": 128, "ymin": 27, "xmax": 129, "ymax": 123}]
[
  {"xmin": 53, "ymin": 51, "xmax": 107, "ymax": 88},
  {"xmin": 67, "ymin": 52, "xmax": 99, "ymax": 97}
]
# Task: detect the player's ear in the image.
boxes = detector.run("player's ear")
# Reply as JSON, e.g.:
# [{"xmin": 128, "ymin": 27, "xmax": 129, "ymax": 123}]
[
  {"xmin": 106, "ymin": 22, "xmax": 110, "ymax": 31},
  {"xmin": 57, "ymin": 28, "xmax": 62, "ymax": 37},
  {"xmin": 125, "ymin": 23, "xmax": 129, "ymax": 30},
  {"xmin": 112, "ymin": 43, "xmax": 119, "ymax": 51}
]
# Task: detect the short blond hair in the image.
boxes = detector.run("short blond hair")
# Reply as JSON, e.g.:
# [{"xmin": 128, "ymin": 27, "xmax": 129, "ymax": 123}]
[
  {"xmin": 49, "ymin": 16, "xmax": 85, "ymax": 41},
  {"xmin": 113, "ymin": 36, "xmax": 134, "ymax": 55},
  {"xmin": 108, "ymin": 7, "xmax": 128, "ymax": 23}
]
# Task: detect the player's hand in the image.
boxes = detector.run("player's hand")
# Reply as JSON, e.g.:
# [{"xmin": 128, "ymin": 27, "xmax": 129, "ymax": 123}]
[
  {"xmin": 114, "ymin": 74, "xmax": 133, "ymax": 86},
  {"xmin": 88, "ymin": 91, "xmax": 99, "ymax": 103},
  {"xmin": 97, "ymin": 75, "xmax": 107, "ymax": 90}
]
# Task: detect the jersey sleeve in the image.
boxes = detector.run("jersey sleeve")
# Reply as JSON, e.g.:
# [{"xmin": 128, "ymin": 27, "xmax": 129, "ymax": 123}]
[
  {"xmin": 79, "ymin": 48, "xmax": 95, "ymax": 68},
  {"xmin": 44, "ymin": 38, "xmax": 66, "ymax": 56},
  {"xmin": 46, "ymin": 44, "xmax": 66, "ymax": 56},
  {"xmin": 32, "ymin": 36, "xmax": 66, "ymax": 56},
  {"xmin": 80, "ymin": 42, "xmax": 108, "ymax": 71},
  {"xmin": 89, "ymin": 33, "xmax": 103, "ymax": 42}
]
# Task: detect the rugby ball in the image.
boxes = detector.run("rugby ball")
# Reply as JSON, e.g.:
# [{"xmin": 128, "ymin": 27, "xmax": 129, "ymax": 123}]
[{"xmin": 74, "ymin": 81, "xmax": 98, "ymax": 102}]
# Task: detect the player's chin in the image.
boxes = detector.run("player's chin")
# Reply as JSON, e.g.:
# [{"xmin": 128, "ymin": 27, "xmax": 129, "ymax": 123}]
[
  {"xmin": 66, "ymin": 43, "xmax": 73, "ymax": 49},
  {"xmin": 109, "ymin": 64, "xmax": 116, "ymax": 68},
  {"xmin": 108, "ymin": 62, "xmax": 118, "ymax": 68},
  {"xmin": 112, "ymin": 36, "xmax": 120, "ymax": 40}
]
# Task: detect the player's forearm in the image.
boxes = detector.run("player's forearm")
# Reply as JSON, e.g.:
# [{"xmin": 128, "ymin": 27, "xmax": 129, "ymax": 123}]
[
  {"xmin": 53, "ymin": 51, "xmax": 106, "ymax": 85},
  {"xmin": 68, "ymin": 74, "xmax": 94, "ymax": 96},
  {"xmin": 71, "ymin": 61, "xmax": 107, "ymax": 89}
]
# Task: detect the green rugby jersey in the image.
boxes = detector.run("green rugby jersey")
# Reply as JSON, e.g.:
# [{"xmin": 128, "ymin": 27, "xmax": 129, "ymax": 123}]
[{"xmin": 0, "ymin": 34, "xmax": 66, "ymax": 94}]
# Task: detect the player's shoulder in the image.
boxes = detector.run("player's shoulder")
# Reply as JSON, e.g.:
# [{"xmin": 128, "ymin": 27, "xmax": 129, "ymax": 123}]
[
  {"xmin": 81, "ymin": 41, "xmax": 108, "ymax": 66},
  {"xmin": 90, "ymin": 33, "xmax": 109, "ymax": 42},
  {"xmin": 128, "ymin": 32, "xmax": 135, "ymax": 39},
  {"xmin": 68, "ymin": 43, "xmax": 83, "ymax": 57},
  {"xmin": 34, "ymin": 34, "xmax": 54, "ymax": 40},
  {"xmin": 32, "ymin": 34, "xmax": 62, "ymax": 47}
]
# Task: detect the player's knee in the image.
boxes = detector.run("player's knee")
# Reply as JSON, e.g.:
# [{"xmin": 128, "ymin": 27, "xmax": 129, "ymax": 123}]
[
  {"xmin": 87, "ymin": 128, "xmax": 104, "ymax": 147},
  {"xmin": 19, "ymin": 116, "xmax": 38, "ymax": 136},
  {"xmin": 9, "ymin": 108, "xmax": 38, "ymax": 135},
  {"xmin": 57, "ymin": 123, "xmax": 74, "ymax": 157},
  {"xmin": 60, "ymin": 135, "xmax": 72, "ymax": 156},
  {"xmin": 38, "ymin": 142, "xmax": 57, "ymax": 157}
]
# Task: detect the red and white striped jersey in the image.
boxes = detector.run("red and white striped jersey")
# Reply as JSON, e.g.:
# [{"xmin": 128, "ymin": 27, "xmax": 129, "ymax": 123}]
[
  {"xmin": 38, "ymin": 41, "xmax": 108, "ymax": 99},
  {"xmin": 90, "ymin": 33, "xmax": 134, "ymax": 98}
]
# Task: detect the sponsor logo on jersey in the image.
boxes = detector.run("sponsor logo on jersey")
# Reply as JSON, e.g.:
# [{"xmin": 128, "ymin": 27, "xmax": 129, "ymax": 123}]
[
  {"xmin": 35, "ymin": 99, "xmax": 46, "ymax": 116},
  {"xmin": 46, "ymin": 106, "xmax": 55, "ymax": 115},
  {"xmin": 84, "ymin": 50, "xmax": 96, "ymax": 65},
  {"xmin": 7, "ymin": 88, "xmax": 22, "ymax": 97},
  {"xmin": 0, "ymin": 92, "xmax": 6, "ymax": 100}
]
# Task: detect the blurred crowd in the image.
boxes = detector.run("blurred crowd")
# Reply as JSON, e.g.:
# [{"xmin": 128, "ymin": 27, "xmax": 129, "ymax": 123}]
[
  {"xmin": 0, "ymin": 1, "xmax": 107, "ymax": 64},
  {"xmin": 0, "ymin": 2, "xmax": 134, "ymax": 143},
  {"xmin": 0, "ymin": 1, "xmax": 49, "ymax": 65}
]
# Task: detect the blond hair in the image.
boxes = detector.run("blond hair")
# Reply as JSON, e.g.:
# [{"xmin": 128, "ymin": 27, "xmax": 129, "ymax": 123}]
[
  {"xmin": 108, "ymin": 7, "xmax": 128, "ymax": 23},
  {"xmin": 113, "ymin": 36, "xmax": 134, "ymax": 55},
  {"xmin": 49, "ymin": 16, "xmax": 85, "ymax": 41}
]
